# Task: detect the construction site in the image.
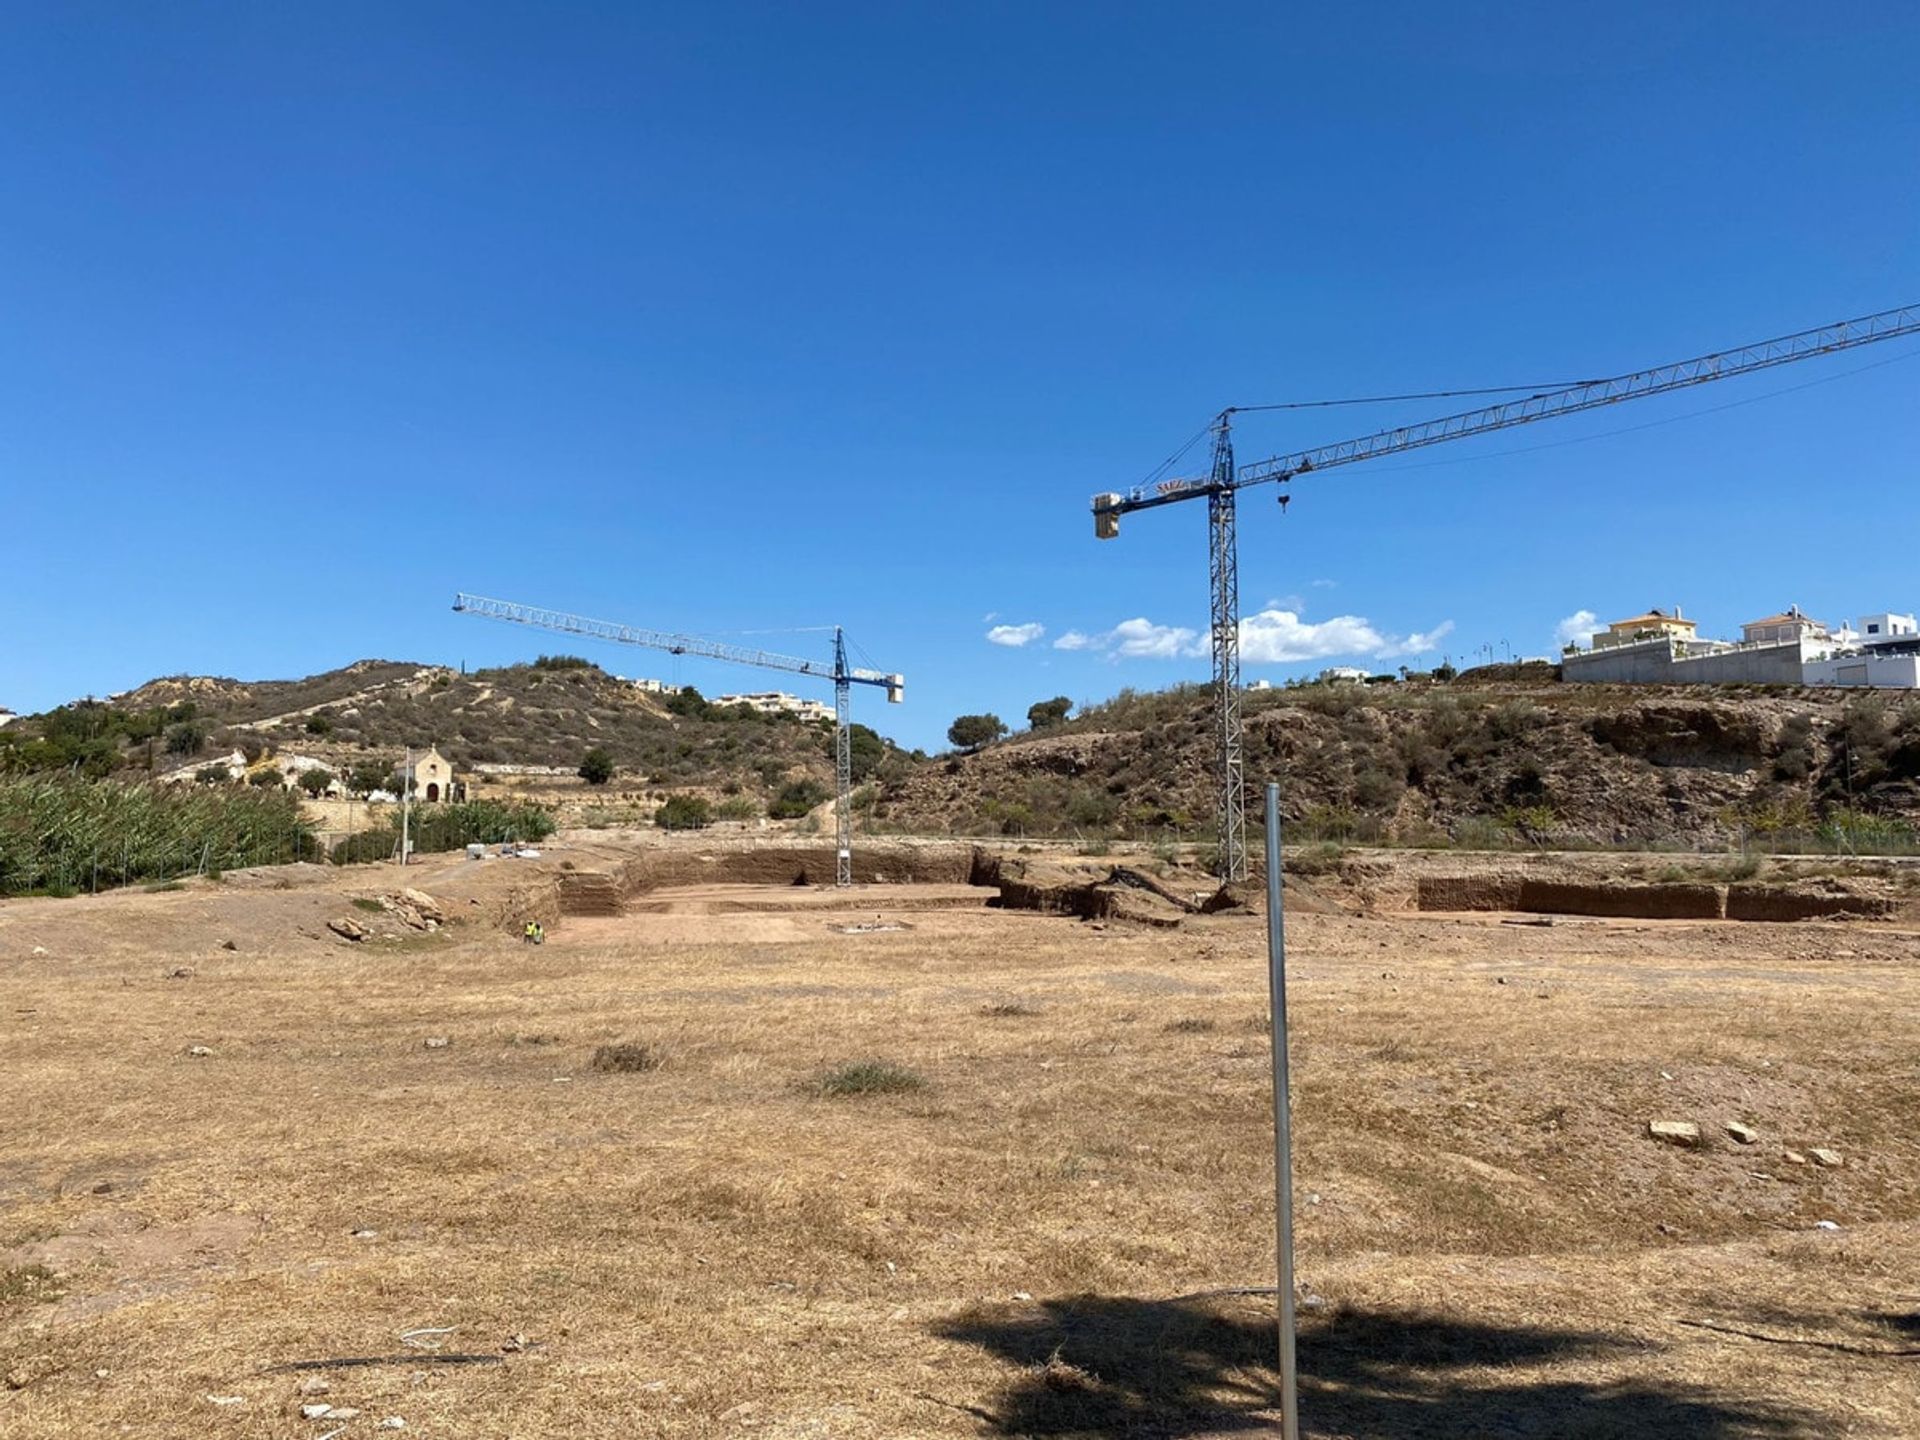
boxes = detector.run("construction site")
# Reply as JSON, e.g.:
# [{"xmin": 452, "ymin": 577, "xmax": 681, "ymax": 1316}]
[
  {"xmin": 5, "ymin": 295, "xmax": 1920, "ymax": 1439},
  {"xmin": 8, "ymin": 9, "xmax": 1920, "ymax": 1434},
  {"xmin": 3, "ymin": 829, "xmax": 1919, "ymax": 1437}
]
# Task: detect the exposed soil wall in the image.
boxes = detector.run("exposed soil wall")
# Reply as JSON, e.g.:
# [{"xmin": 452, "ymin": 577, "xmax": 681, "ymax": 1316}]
[
  {"xmin": 1416, "ymin": 876, "xmax": 1524, "ymax": 912},
  {"xmin": 1415, "ymin": 870, "xmax": 1901, "ymax": 923},
  {"xmin": 618, "ymin": 843, "xmax": 980, "ymax": 893},
  {"xmin": 1725, "ymin": 884, "xmax": 1897, "ymax": 922},
  {"xmin": 1517, "ymin": 879, "xmax": 1725, "ymax": 920},
  {"xmin": 558, "ymin": 871, "xmax": 625, "ymax": 916}
]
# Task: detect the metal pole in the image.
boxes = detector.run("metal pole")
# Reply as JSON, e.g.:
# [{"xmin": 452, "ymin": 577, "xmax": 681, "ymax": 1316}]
[
  {"xmin": 834, "ymin": 627, "xmax": 853, "ymax": 888},
  {"xmin": 401, "ymin": 747, "xmax": 412, "ymax": 867},
  {"xmin": 1264, "ymin": 781, "xmax": 1300, "ymax": 1440}
]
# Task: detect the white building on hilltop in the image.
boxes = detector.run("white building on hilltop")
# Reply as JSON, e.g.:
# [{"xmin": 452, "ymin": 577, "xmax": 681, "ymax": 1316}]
[
  {"xmin": 714, "ymin": 691, "xmax": 836, "ymax": 723},
  {"xmin": 0, "ymin": 708, "xmax": 16, "ymax": 729},
  {"xmin": 1804, "ymin": 613, "xmax": 1920, "ymax": 689},
  {"xmin": 1564, "ymin": 603, "xmax": 1918, "ymax": 690}
]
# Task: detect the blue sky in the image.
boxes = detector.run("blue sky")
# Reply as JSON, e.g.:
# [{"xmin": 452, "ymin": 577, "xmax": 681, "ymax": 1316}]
[{"xmin": 3, "ymin": 3, "xmax": 1916, "ymax": 749}]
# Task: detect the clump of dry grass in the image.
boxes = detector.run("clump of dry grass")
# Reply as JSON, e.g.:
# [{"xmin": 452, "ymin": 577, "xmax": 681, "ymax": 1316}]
[
  {"xmin": 815, "ymin": 1060, "xmax": 925, "ymax": 1097},
  {"xmin": 0, "ymin": 1263, "xmax": 62, "ymax": 1311},
  {"xmin": 591, "ymin": 1041, "xmax": 663, "ymax": 1073},
  {"xmin": 1163, "ymin": 1017, "xmax": 1216, "ymax": 1034},
  {"xmin": 1034, "ymin": 1347, "xmax": 1098, "ymax": 1392},
  {"xmin": 981, "ymin": 999, "xmax": 1041, "ymax": 1018}
]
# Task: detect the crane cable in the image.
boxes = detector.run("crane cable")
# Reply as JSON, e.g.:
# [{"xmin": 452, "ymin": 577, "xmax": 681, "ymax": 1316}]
[{"xmin": 1140, "ymin": 381, "xmax": 1589, "ymax": 489}]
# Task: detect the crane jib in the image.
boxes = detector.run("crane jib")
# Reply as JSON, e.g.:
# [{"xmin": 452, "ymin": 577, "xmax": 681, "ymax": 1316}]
[{"xmin": 1092, "ymin": 300, "xmax": 1920, "ymax": 518}]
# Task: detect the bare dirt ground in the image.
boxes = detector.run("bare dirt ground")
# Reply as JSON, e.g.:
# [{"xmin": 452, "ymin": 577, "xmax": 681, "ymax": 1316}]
[{"xmin": 3, "ymin": 838, "xmax": 1918, "ymax": 1438}]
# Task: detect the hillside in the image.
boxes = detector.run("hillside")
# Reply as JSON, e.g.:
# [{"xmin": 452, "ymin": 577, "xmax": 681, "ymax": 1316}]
[
  {"xmin": 872, "ymin": 679, "xmax": 1920, "ymax": 850},
  {"xmin": 11, "ymin": 660, "xmax": 1920, "ymax": 852},
  {"xmin": 7, "ymin": 658, "xmax": 899, "ymax": 811}
]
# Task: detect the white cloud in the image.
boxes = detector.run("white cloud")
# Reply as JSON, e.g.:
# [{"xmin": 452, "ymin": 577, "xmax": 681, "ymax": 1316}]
[
  {"xmin": 1553, "ymin": 609, "xmax": 1601, "ymax": 649},
  {"xmin": 1108, "ymin": 617, "xmax": 1204, "ymax": 659},
  {"xmin": 1051, "ymin": 608, "xmax": 1449, "ymax": 665},
  {"xmin": 1238, "ymin": 609, "xmax": 1452, "ymax": 663},
  {"xmin": 985, "ymin": 622, "xmax": 1045, "ymax": 648},
  {"xmin": 1377, "ymin": 620, "xmax": 1455, "ymax": 659},
  {"xmin": 1310, "ymin": 578, "xmax": 1338, "ymax": 589}
]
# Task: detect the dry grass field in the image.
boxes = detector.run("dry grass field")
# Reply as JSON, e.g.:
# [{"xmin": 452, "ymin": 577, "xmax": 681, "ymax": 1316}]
[{"xmin": 3, "ymin": 840, "xmax": 1918, "ymax": 1438}]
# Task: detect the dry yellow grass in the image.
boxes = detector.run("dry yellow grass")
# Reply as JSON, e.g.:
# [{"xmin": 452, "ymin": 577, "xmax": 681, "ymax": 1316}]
[{"xmin": 2, "ymin": 844, "xmax": 1918, "ymax": 1437}]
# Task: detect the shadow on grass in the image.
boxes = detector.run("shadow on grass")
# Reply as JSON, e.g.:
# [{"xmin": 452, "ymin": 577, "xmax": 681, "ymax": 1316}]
[{"xmin": 933, "ymin": 1294, "xmax": 1813, "ymax": 1438}]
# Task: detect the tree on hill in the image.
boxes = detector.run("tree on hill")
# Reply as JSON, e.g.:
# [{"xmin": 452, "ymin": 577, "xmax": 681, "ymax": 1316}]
[
  {"xmin": 348, "ymin": 759, "xmax": 398, "ymax": 796},
  {"xmin": 1027, "ymin": 696, "xmax": 1072, "ymax": 730},
  {"xmin": 298, "ymin": 767, "xmax": 334, "ymax": 797},
  {"xmin": 845, "ymin": 723, "xmax": 887, "ymax": 782},
  {"xmin": 948, "ymin": 714, "xmax": 1007, "ymax": 752},
  {"xmin": 578, "ymin": 747, "xmax": 616, "ymax": 785},
  {"xmin": 665, "ymin": 686, "xmax": 710, "ymax": 720},
  {"xmin": 164, "ymin": 721, "xmax": 206, "ymax": 756}
]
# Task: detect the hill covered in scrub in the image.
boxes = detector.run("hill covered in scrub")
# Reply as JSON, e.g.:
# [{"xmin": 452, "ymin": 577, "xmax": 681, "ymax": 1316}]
[
  {"xmin": 869, "ymin": 679, "xmax": 1920, "ymax": 851},
  {"xmin": 4, "ymin": 658, "xmax": 911, "ymax": 808},
  {"xmin": 12, "ymin": 658, "xmax": 1920, "ymax": 853}
]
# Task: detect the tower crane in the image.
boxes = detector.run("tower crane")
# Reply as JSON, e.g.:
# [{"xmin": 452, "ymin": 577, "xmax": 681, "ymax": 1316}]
[
  {"xmin": 1093, "ymin": 301, "xmax": 1920, "ymax": 882},
  {"xmin": 452, "ymin": 593, "xmax": 904, "ymax": 888}
]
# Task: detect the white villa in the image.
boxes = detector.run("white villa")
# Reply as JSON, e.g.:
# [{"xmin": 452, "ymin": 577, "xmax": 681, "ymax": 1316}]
[
  {"xmin": 713, "ymin": 691, "xmax": 836, "ymax": 723},
  {"xmin": 1565, "ymin": 604, "xmax": 1920, "ymax": 689}
]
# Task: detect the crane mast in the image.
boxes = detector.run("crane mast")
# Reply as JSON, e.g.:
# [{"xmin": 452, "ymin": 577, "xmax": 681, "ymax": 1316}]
[
  {"xmin": 1093, "ymin": 301, "xmax": 1920, "ymax": 882},
  {"xmin": 452, "ymin": 593, "xmax": 903, "ymax": 888}
]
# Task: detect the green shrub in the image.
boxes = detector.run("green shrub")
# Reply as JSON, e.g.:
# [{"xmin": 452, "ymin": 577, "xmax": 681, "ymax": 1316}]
[
  {"xmin": 655, "ymin": 794, "xmax": 712, "ymax": 831},
  {"xmin": 769, "ymin": 779, "xmax": 828, "ymax": 819},
  {"xmin": 304, "ymin": 713, "xmax": 334, "ymax": 736}
]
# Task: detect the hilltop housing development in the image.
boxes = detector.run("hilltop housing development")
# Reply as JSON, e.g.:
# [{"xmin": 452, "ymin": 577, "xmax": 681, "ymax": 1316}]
[{"xmin": 1563, "ymin": 605, "xmax": 1920, "ymax": 688}]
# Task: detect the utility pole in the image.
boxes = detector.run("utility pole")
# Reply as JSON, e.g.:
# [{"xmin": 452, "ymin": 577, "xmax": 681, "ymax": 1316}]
[{"xmin": 401, "ymin": 746, "xmax": 412, "ymax": 867}]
